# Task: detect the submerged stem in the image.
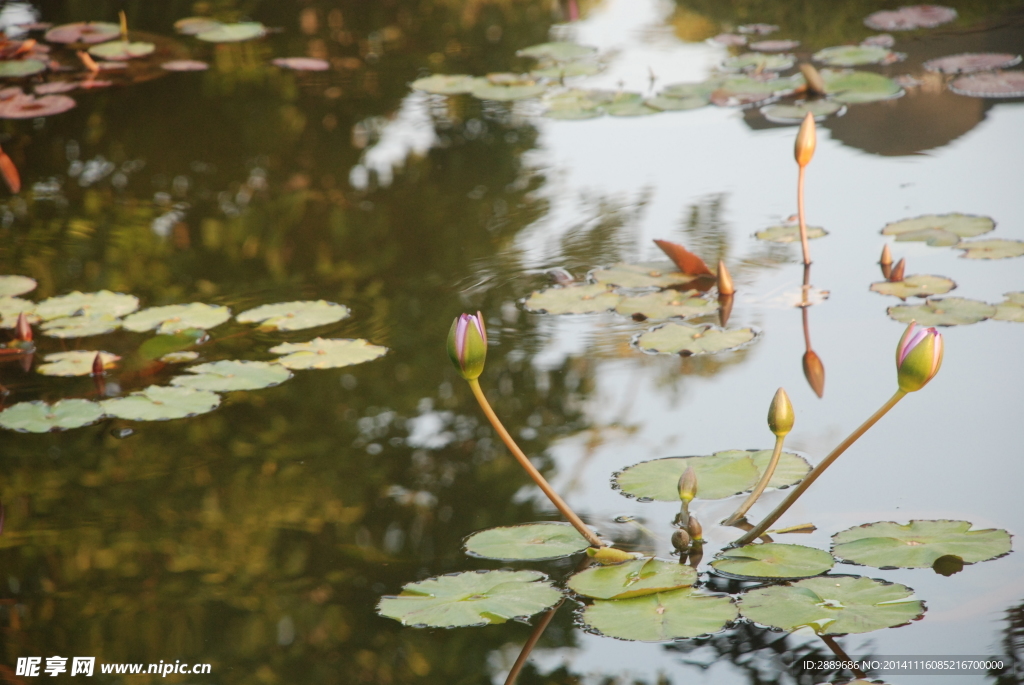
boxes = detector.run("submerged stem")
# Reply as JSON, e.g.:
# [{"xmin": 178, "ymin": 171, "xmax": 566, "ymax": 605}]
[
  {"xmin": 722, "ymin": 433, "xmax": 786, "ymax": 527},
  {"xmin": 797, "ymin": 165, "xmax": 811, "ymax": 266},
  {"xmin": 820, "ymin": 635, "xmax": 866, "ymax": 679},
  {"xmin": 503, "ymin": 601, "xmax": 563, "ymax": 685},
  {"xmin": 468, "ymin": 379, "xmax": 603, "ymax": 548}
]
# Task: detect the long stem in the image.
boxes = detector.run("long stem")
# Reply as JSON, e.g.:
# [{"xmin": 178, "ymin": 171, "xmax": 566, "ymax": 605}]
[
  {"xmin": 722, "ymin": 433, "xmax": 786, "ymax": 527},
  {"xmin": 503, "ymin": 600, "xmax": 563, "ymax": 685},
  {"xmin": 468, "ymin": 379, "xmax": 603, "ymax": 548},
  {"xmin": 797, "ymin": 165, "xmax": 811, "ymax": 266},
  {"xmin": 734, "ymin": 389, "xmax": 907, "ymax": 545},
  {"xmin": 820, "ymin": 635, "xmax": 866, "ymax": 680}
]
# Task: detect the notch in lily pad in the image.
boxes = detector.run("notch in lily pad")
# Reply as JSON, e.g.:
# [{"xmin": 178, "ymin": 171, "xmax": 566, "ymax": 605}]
[
  {"xmin": 831, "ymin": 520, "xmax": 1012, "ymax": 569},
  {"xmin": 881, "ymin": 213, "xmax": 994, "ymax": 246},
  {"xmin": 463, "ymin": 522, "xmax": 591, "ymax": 561},
  {"xmin": 171, "ymin": 360, "xmax": 293, "ymax": 392},
  {"xmin": 635, "ymin": 322, "xmax": 758, "ymax": 356},
  {"xmin": 567, "ymin": 558, "xmax": 696, "ymax": 599},
  {"xmin": 101, "ymin": 385, "xmax": 220, "ymax": 421},
  {"xmin": 577, "ymin": 588, "xmax": 737, "ymax": 642},
  {"xmin": 236, "ymin": 300, "xmax": 350, "ymax": 332},
  {"xmin": 269, "ymin": 338, "xmax": 388, "ymax": 370},
  {"xmin": 0, "ymin": 399, "xmax": 105, "ymax": 433},
  {"xmin": 888, "ymin": 297, "xmax": 995, "ymax": 326},
  {"xmin": 711, "ymin": 543, "xmax": 835, "ymax": 580}
]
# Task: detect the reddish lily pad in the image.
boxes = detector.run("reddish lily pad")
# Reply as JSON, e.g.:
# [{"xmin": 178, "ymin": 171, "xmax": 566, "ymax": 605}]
[
  {"xmin": 88, "ymin": 41, "xmax": 156, "ymax": 61},
  {"xmin": 924, "ymin": 53, "xmax": 1021, "ymax": 74},
  {"xmin": 750, "ymin": 40, "xmax": 799, "ymax": 52},
  {"xmin": 45, "ymin": 22, "xmax": 120, "ymax": 44},
  {"xmin": 174, "ymin": 18, "xmax": 223, "ymax": 36},
  {"xmin": 950, "ymin": 71, "xmax": 1024, "ymax": 98},
  {"xmin": 864, "ymin": 5, "xmax": 957, "ymax": 31},
  {"xmin": 37, "ymin": 351, "xmax": 120, "ymax": 377},
  {"xmin": 862, "ymin": 34, "xmax": 896, "ymax": 48},
  {"xmin": 161, "ymin": 60, "xmax": 209, "ymax": 72},
  {"xmin": 0, "ymin": 92, "xmax": 76, "ymax": 118},
  {"xmin": 272, "ymin": 57, "xmax": 330, "ymax": 71}
]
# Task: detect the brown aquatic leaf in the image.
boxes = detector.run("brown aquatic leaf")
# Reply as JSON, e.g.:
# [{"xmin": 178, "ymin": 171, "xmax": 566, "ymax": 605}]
[
  {"xmin": 0, "ymin": 146, "xmax": 20, "ymax": 194},
  {"xmin": 653, "ymin": 239, "xmax": 714, "ymax": 276},
  {"xmin": 802, "ymin": 349, "xmax": 825, "ymax": 398},
  {"xmin": 923, "ymin": 53, "xmax": 1020, "ymax": 75}
]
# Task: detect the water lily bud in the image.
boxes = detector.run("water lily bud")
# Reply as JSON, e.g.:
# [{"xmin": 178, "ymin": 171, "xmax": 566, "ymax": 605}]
[
  {"xmin": 586, "ymin": 546, "xmax": 640, "ymax": 564},
  {"xmin": 446, "ymin": 312, "xmax": 487, "ymax": 380},
  {"xmin": 799, "ymin": 63, "xmax": 826, "ymax": 96},
  {"xmin": 767, "ymin": 387, "xmax": 794, "ymax": 436},
  {"xmin": 794, "ymin": 112, "xmax": 816, "ymax": 167},
  {"xmin": 716, "ymin": 260, "xmax": 735, "ymax": 296},
  {"xmin": 888, "ymin": 257, "xmax": 906, "ymax": 283},
  {"xmin": 91, "ymin": 353, "xmax": 105, "ymax": 377},
  {"xmin": 671, "ymin": 528, "xmax": 691, "ymax": 554},
  {"xmin": 677, "ymin": 466, "xmax": 697, "ymax": 503},
  {"xmin": 896, "ymin": 322, "xmax": 943, "ymax": 392},
  {"xmin": 14, "ymin": 312, "xmax": 31, "ymax": 342},
  {"xmin": 879, "ymin": 243, "xmax": 893, "ymax": 267},
  {"xmin": 802, "ymin": 350, "xmax": 825, "ymax": 398},
  {"xmin": 687, "ymin": 515, "xmax": 703, "ymax": 542}
]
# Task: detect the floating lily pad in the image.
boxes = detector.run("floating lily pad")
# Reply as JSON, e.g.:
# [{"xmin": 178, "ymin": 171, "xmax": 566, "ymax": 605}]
[
  {"xmin": 171, "ymin": 360, "xmax": 292, "ymax": 392},
  {"xmin": 887, "ymin": 297, "xmax": 995, "ymax": 326},
  {"xmin": 646, "ymin": 94, "xmax": 707, "ymax": 111},
  {"xmin": 40, "ymin": 314, "xmax": 121, "ymax": 338},
  {"xmin": 0, "ymin": 297, "xmax": 35, "ymax": 327},
  {"xmin": 821, "ymin": 69, "xmax": 903, "ymax": 104},
  {"xmin": 195, "ymin": 22, "xmax": 266, "ymax": 43},
  {"xmin": 138, "ymin": 329, "xmax": 206, "ymax": 360},
  {"xmin": 543, "ymin": 88, "xmax": 613, "ymax": 119},
  {"xmin": 722, "ymin": 53, "xmax": 795, "ymax": 72},
  {"xmin": 88, "ymin": 41, "xmax": 155, "ymax": 61},
  {"xmin": 614, "ymin": 449, "xmax": 811, "ymax": 502},
  {"xmin": 750, "ymin": 39, "xmax": 800, "ymax": 52},
  {"xmin": 924, "ymin": 53, "xmax": 1021, "ymax": 74},
  {"xmin": 161, "ymin": 351, "xmax": 199, "ymax": 363},
  {"xmin": 45, "ymin": 22, "xmax": 120, "ymax": 44},
  {"xmin": 174, "ymin": 17, "xmax": 223, "ymax": 36},
  {"xmin": 814, "ymin": 45, "xmax": 900, "ymax": 67},
  {"xmin": 0, "ymin": 275, "xmax": 36, "ymax": 297},
  {"xmin": 101, "ymin": 385, "xmax": 221, "ymax": 421},
  {"xmin": 269, "ymin": 338, "xmax": 388, "ymax": 370},
  {"xmin": 0, "ymin": 93, "xmax": 76, "ymax": 118},
  {"xmin": 35, "ymin": 290, "xmax": 139, "ymax": 321},
  {"xmin": 122, "ymin": 303, "xmax": 231, "ymax": 334},
  {"xmin": 579, "ymin": 588, "xmax": 737, "ymax": 642},
  {"xmin": 590, "ymin": 263, "xmax": 701, "ymax": 290},
  {"xmin": 738, "ymin": 24, "xmax": 779, "ymax": 35},
  {"xmin": 615, "ymin": 290, "xmax": 715, "ymax": 321},
  {"xmin": 710, "ymin": 34, "xmax": 746, "ymax": 47},
  {"xmin": 760, "ymin": 101, "xmax": 843, "ymax": 124},
  {"xmin": 377, "ymin": 570, "xmax": 561, "ymax": 628},
  {"xmin": 864, "ymin": 5, "xmax": 957, "ymax": 31},
  {"xmin": 0, "ymin": 60, "xmax": 47, "ymax": 78},
  {"xmin": 0, "ymin": 399, "xmax": 105, "ymax": 433},
  {"xmin": 831, "ymin": 520, "xmax": 1012, "ymax": 569},
  {"xmin": 463, "ymin": 522, "xmax": 590, "ymax": 561},
  {"xmin": 236, "ymin": 300, "xmax": 350, "ymax": 331},
  {"xmin": 635, "ymin": 322, "xmax": 756, "ymax": 356},
  {"xmin": 471, "ymin": 77, "xmax": 546, "ymax": 102},
  {"xmin": 711, "ymin": 74, "xmax": 803, "ymax": 106},
  {"xmin": 950, "ymin": 71, "xmax": 1024, "ymax": 98},
  {"xmin": 37, "ymin": 350, "xmax": 119, "ymax": 376},
  {"xmin": 272, "ymin": 57, "xmax": 330, "ymax": 71},
  {"xmin": 605, "ymin": 95, "xmax": 659, "ymax": 117},
  {"xmin": 161, "ymin": 60, "xmax": 209, "ymax": 72},
  {"xmin": 755, "ymin": 224, "xmax": 828, "ymax": 242},
  {"xmin": 522, "ymin": 283, "xmax": 620, "ymax": 315},
  {"xmin": 516, "ymin": 42, "xmax": 597, "ymax": 62},
  {"xmin": 661, "ymin": 82, "xmax": 717, "ymax": 99},
  {"xmin": 711, "ymin": 543, "xmax": 835, "ymax": 580},
  {"xmin": 881, "ymin": 213, "xmax": 994, "ymax": 246},
  {"xmin": 993, "ymin": 292, "xmax": 1024, "ymax": 322},
  {"xmin": 738, "ymin": 576, "xmax": 924, "ymax": 634},
  {"xmin": 567, "ymin": 558, "xmax": 696, "ymax": 600},
  {"xmin": 410, "ymin": 74, "xmax": 484, "ymax": 95},
  {"xmin": 955, "ymin": 239, "xmax": 1024, "ymax": 259},
  {"xmin": 862, "ymin": 34, "xmax": 896, "ymax": 47},
  {"xmin": 530, "ymin": 60, "xmax": 603, "ymax": 79},
  {"xmin": 870, "ymin": 275, "xmax": 955, "ymax": 299}
]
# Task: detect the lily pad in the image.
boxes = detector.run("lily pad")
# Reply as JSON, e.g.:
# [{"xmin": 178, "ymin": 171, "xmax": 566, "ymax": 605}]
[
  {"xmin": 161, "ymin": 60, "xmax": 209, "ymax": 72},
  {"xmin": 161, "ymin": 351, "xmax": 200, "ymax": 363},
  {"xmin": 862, "ymin": 34, "xmax": 896, "ymax": 47},
  {"xmin": 269, "ymin": 338, "xmax": 388, "ymax": 370},
  {"xmin": 661, "ymin": 82, "xmax": 717, "ymax": 99},
  {"xmin": 880, "ymin": 213, "xmax": 994, "ymax": 246},
  {"xmin": 236, "ymin": 300, "xmax": 350, "ymax": 331},
  {"xmin": 567, "ymin": 558, "xmax": 696, "ymax": 600},
  {"xmin": 101, "ymin": 385, "xmax": 221, "ymax": 421},
  {"xmin": 711, "ymin": 74, "xmax": 804, "ymax": 106},
  {"xmin": 516, "ymin": 42, "xmax": 597, "ymax": 62},
  {"xmin": 614, "ymin": 449, "xmax": 811, "ymax": 502},
  {"xmin": 174, "ymin": 17, "xmax": 223, "ymax": 36},
  {"xmin": 711, "ymin": 543, "xmax": 835, "ymax": 580},
  {"xmin": 463, "ymin": 522, "xmax": 590, "ymax": 561},
  {"xmin": 35, "ymin": 290, "xmax": 139, "ymax": 321},
  {"xmin": 88, "ymin": 41, "xmax": 155, "ymax": 61},
  {"xmin": 993, "ymin": 292, "xmax": 1024, "ymax": 322},
  {"xmin": 530, "ymin": 60, "xmax": 603, "ymax": 79},
  {"xmin": 887, "ymin": 297, "xmax": 995, "ymax": 326},
  {"xmin": 710, "ymin": 34, "xmax": 747, "ymax": 47},
  {"xmin": 750, "ymin": 39, "xmax": 800, "ymax": 52},
  {"xmin": 39, "ymin": 314, "xmax": 121, "ymax": 338},
  {"xmin": 37, "ymin": 350, "xmax": 119, "ymax": 376},
  {"xmin": 138, "ymin": 329, "xmax": 206, "ymax": 360},
  {"xmin": 471, "ymin": 78, "xmax": 546, "ymax": 102},
  {"xmin": 832, "ymin": 520, "xmax": 1012, "ymax": 569},
  {"xmin": 122, "ymin": 303, "xmax": 231, "ymax": 334},
  {"xmin": 954, "ymin": 239, "xmax": 1024, "ymax": 259},
  {"xmin": 410, "ymin": 74, "xmax": 484, "ymax": 95},
  {"xmin": 0, "ymin": 399, "xmax": 105, "ymax": 433},
  {"xmin": 738, "ymin": 24, "xmax": 779, "ymax": 35},
  {"xmin": 171, "ymin": 360, "xmax": 293, "ymax": 392},
  {"xmin": 605, "ymin": 96, "xmax": 660, "ymax": 117},
  {"xmin": 755, "ymin": 224, "xmax": 828, "ymax": 242},
  {"xmin": 924, "ymin": 53, "xmax": 1021, "ymax": 74},
  {"xmin": 272, "ymin": 57, "xmax": 330, "ymax": 71},
  {"xmin": 0, "ymin": 60, "xmax": 47, "ymax": 78},
  {"xmin": 870, "ymin": 275, "xmax": 955, "ymax": 299},
  {"xmin": 522, "ymin": 283, "xmax": 620, "ymax": 315},
  {"xmin": 543, "ymin": 88, "xmax": 612, "ymax": 119},
  {"xmin": 0, "ymin": 93, "xmax": 76, "ymax": 118},
  {"xmin": 821, "ymin": 69, "xmax": 903, "ymax": 104},
  {"xmin": 589, "ymin": 263, "xmax": 700, "ymax": 290},
  {"xmin": 635, "ymin": 322, "xmax": 757, "ymax": 355},
  {"xmin": 0, "ymin": 275, "xmax": 36, "ymax": 297},
  {"xmin": 864, "ymin": 5, "xmax": 957, "ymax": 31},
  {"xmin": 615, "ymin": 290, "xmax": 715, "ymax": 321},
  {"xmin": 0, "ymin": 297, "xmax": 35, "ymax": 327},
  {"xmin": 722, "ymin": 53, "xmax": 795, "ymax": 72},
  {"xmin": 579, "ymin": 588, "xmax": 737, "ymax": 642},
  {"xmin": 377, "ymin": 570, "xmax": 561, "ymax": 628},
  {"xmin": 814, "ymin": 45, "xmax": 900, "ymax": 67},
  {"xmin": 45, "ymin": 22, "xmax": 120, "ymax": 44},
  {"xmin": 950, "ymin": 71, "xmax": 1024, "ymax": 98},
  {"xmin": 646, "ymin": 95, "xmax": 707, "ymax": 111},
  {"xmin": 195, "ymin": 22, "xmax": 266, "ymax": 43},
  {"xmin": 760, "ymin": 101, "xmax": 843, "ymax": 124}
]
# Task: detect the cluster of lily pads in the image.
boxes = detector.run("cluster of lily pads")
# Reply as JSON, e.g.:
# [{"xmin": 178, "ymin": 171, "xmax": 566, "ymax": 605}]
[{"xmin": 0, "ymin": 275, "xmax": 387, "ymax": 432}]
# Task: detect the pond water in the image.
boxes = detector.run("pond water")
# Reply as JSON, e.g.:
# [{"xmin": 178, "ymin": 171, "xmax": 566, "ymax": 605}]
[{"xmin": 0, "ymin": 0, "xmax": 1023, "ymax": 683}]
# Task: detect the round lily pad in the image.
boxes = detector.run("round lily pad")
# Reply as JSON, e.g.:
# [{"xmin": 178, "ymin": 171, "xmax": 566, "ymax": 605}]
[
  {"xmin": 821, "ymin": 69, "xmax": 903, "ymax": 104},
  {"xmin": 711, "ymin": 543, "xmax": 835, "ymax": 580},
  {"xmin": 738, "ymin": 24, "xmax": 779, "ymax": 35},
  {"xmin": 0, "ymin": 60, "xmax": 47, "ymax": 78},
  {"xmin": 661, "ymin": 82, "xmax": 717, "ymax": 99},
  {"xmin": 161, "ymin": 60, "xmax": 209, "ymax": 72},
  {"xmin": 711, "ymin": 74, "xmax": 803, "ymax": 106},
  {"xmin": 722, "ymin": 53, "xmax": 795, "ymax": 72},
  {"xmin": 88, "ymin": 41, "xmax": 155, "ymax": 61},
  {"xmin": 924, "ymin": 52, "xmax": 1021, "ymax": 74},
  {"xmin": 870, "ymin": 275, "xmax": 955, "ymax": 299},
  {"xmin": 950, "ymin": 71, "xmax": 1024, "ymax": 98},
  {"xmin": 863, "ymin": 34, "xmax": 896, "ymax": 47},
  {"xmin": 579, "ymin": 588, "xmax": 737, "ymax": 642},
  {"xmin": 35, "ymin": 290, "xmax": 139, "ymax": 321},
  {"xmin": 605, "ymin": 99, "xmax": 659, "ymax": 117},
  {"xmin": 567, "ymin": 558, "xmax": 696, "ymax": 599},
  {"xmin": 122, "ymin": 303, "xmax": 231, "ymax": 334},
  {"xmin": 376, "ymin": 570, "xmax": 561, "ymax": 628},
  {"xmin": 195, "ymin": 22, "xmax": 266, "ymax": 43},
  {"xmin": 881, "ymin": 213, "xmax": 994, "ymax": 246},
  {"xmin": 646, "ymin": 95, "xmax": 707, "ymax": 111},
  {"xmin": 530, "ymin": 60, "xmax": 603, "ymax": 79},
  {"xmin": 814, "ymin": 45, "xmax": 900, "ymax": 67},
  {"xmin": 522, "ymin": 283, "xmax": 620, "ymax": 315},
  {"xmin": 887, "ymin": 297, "xmax": 995, "ymax": 326},
  {"xmin": 543, "ymin": 88, "xmax": 611, "ymax": 119},
  {"xmin": 101, "ymin": 385, "xmax": 221, "ymax": 421},
  {"xmin": 0, "ymin": 399, "xmax": 105, "ymax": 433},
  {"xmin": 161, "ymin": 351, "xmax": 200, "ymax": 363},
  {"xmin": 138, "ymin": 329, "xmax": 206, "ymax": 360},
  {"xmin": 615, "ymin": 290, "xmax": 715, "ymax": 321},
  {"xmin": 614, "ymin": 449, "xmax": 811, "ymax": 502},
  {"xmin": 864, "ymin": 5, "xmax": 956, "ymax": 31},
  {"xmin": 174, "ymin": 17, "xmax": 223, "ymax": 36},
  {"xmin": 37, "ymin": 350, "xmax": 119, "ymax": 376},
  {"xmin": 589, "ymin": 262, "xmax": 700, "ymax": 290},
  {"xmin": 760, "ymin": 101, "xmax": 843, "ymax": 124},
  {"xmin": 272, "ymin": 57, "xmax": 330, "ymax": 71},
  {"xmin": 410, "ymin": 74, "xmax": 484, "ymax": 95},
  {"xmin": 269, "ymin": 338, "xmax": 388, "ymax": 370},
  {"xmin": 236, "ymin": 300, "xmax": 350, "ymax": 331},
  {"xmin": 45, "ymin": 22, "xmax": 120, "ymax": 44},
  {"xmin": 0, "ymin": 297, "xmax": 36, "ymax": 327},
  {"xmin": 171, "ymin": 360, "xmax": 293, "ymax": 392},
  {"xmin": 0, "ymin": 93, "xmax": 76, "ymax": 118},
  {"xmin": 0, "ymin": 275, "xmax": 36, "ymax": 297},
  {"xmin": 993, "ymin": 292, "xmax": 1024, "ymax": 322},
  {"xmin": 516, "ymin": 42, "xmax": 597, "ymax": 62},
  {"xmin": 954, "ymin": 239, "xmax": 1024, "ymax": 259},
  {"xmin": 635, "ymin": 322, "xmax": 757, "ymax": 356},
  {"xmin": 40, "ymin": 315, "xmax": 121, "ymax": 338},
  {"xmin": 755, "ymin": 224, "xmax": 828, "ymax": 243},
  {"xmin": 750, "ymin": 39, "xmax": 800, "ymax": 52},
  {"xmin": 832, "ymin": 520, "xmax": 1012, "ymax": 569},
  {"xmin": 738, "ymin": 576, "xmax": 924, "ymax": 635},
  {"xmin": 463, "ymin": 522, "xmax": 591, "ymax": 561},
  {"xmin": 471, "ymin": 78, "xmax": 546, "ymax": 102}
]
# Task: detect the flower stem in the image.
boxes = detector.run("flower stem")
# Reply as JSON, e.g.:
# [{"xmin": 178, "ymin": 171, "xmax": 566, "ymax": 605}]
[
  {"xmin": 468, "ymin": 379, "xmax": 603, "ymax": 548},
  {"xmin": 797, "ymin": 165, "xmax": 811, "ymax": 266},
  {"xmin": 734, "ymin": 389, "xmax": 907, "ymax": 546},
  {"xmin": 503, "ymin": 600, "xmax": 563, "ymax": 685},
  {"xmin": 722, "ymin": 433, "xmax": 786, "ymax": 527}
]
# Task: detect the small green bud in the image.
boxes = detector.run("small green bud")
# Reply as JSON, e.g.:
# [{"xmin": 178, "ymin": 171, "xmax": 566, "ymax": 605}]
[
  {"xmin": 767, "ymin": 387, "xmax": 794, "ymax": 436},
  {"xmin": 446, "ymin": 312, "xmax": 487, "ymax": 380},
  {"xmin": 677, "ymin": 466, "xmax": 697, "ymax": 503}
]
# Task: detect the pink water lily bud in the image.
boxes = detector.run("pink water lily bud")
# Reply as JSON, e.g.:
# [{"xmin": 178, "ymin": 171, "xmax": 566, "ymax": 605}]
[
  {"xmin": 446, "ymin": 311, "xmax": 487, "ymax": 380},
  {"xmin": 896, "ymin": 322, "xmax": 943, "ymax": 392}
]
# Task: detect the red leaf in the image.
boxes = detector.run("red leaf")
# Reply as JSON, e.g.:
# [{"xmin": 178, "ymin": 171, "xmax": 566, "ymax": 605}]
[{"xmin": 653, "ymin": 239, "xmax": 714, "ymax": 276}]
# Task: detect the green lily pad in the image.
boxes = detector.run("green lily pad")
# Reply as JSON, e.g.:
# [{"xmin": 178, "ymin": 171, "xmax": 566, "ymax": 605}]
[
  {"xmin": 269, "ymin": 338, "xmax": 388, "ymax": 370},
  {"xmin": 0, "ymin": 399, "xmax": 105, "ymax": 433},
  {"xmin": 0, "ymin": 60, "xmax": 47, "ymax": 78},
  {"xmin": 35, "ymin": 290, "xmax": 140, "ymax": 321},
  {"xmin": 161, "ymin": 351, "xmax": 200, "ymax": 363},
  {"xmin": 711, "ymin": 74, "xmax": 804, "ymax": 106},
  {"xmin": 376, "ymin": 570, "xmax": 561, "ymax": 628},
  {"xmin": 722, "ymin": 53, "xmax": 795, "ymax": 72},
  {"xmin": 761, "ymin": 101, "xmax": 844, "ymax": 124},
  {"xmin": 0, "ymin": 275, "xmax": 36, "ymax": 297},
  {"xmin": 0, "ymin": 297, "xmax": 36, "ymax": 327},
  {"xmin": 37, "ymin": 351, "xmax": 120, "ymax": 377},
  {"xmin": 463, "ymin": 522, "xmax": 590, "ymax": 561},
  {"xmin": 646, "ymin": 95, "xmax": 708, "ymax": 111},
  {"xmin": 40, "ymin": 315, "xmax": 122, "ymax": 338},
  {"xmin": 711, "ymin": 543, "xmax": 835, "ymax": 580},
  {"xmin": 410, "ymin": 74, "xmax": 485, "ymax": 95},
  {"xmin": 101, "ymin": 385, "xmax": 221, "ymax": 421},
  {"xmin": 517, "ymin": 42, "xmax": 597, "ymax": 62},
  {"xmin": 522, "ymin": 283, "xmax": 620, "ymax": 315},
  {"xmin": 589, "ymin": 262, "xmax": 702, "ymax": 290},
  {"xmin": 195, "ymin": 22, "xmax": 266, "ymax": 43},
  {"xmin": 88, "ymin": 41, "xmax": 156, "ymax": 61},
  {"xmin": 531, "ymin": 60, "xmax": 603, "ymax": 79},
  {"xmin": 174, "ymin": 17, "xmax": 223, "ymax": 35},
  {"xmin": 45, "ymin": 22, "xmax": 120, "ymax": 44},
  {"xmin": 579, "ymin": 588, "xmax": 737, "ymax": 641},
  {"xmin": 636, "ymin": 322, "xmax": 757, "ymax": 355},
  {"xmin": 605, "ymin": 93, "xmax": 659, "ymax": 117},
  {"xmin": 236, "ymin": 300, "xmax": 350, "ymax": 332},
  {"xmin": 614, "ymin": 449, "xmax": 811, "ymax": 502},
  {"xmin": 122, "ymin": 303, "xmax": 232, "ymax": 334},
  {"xmin": 880, "ymin": 213, "xmax": 994, "ymax": 246},
  {"xmin": 870, "ymin": 275, "xmax": 955, "ymax": 299},
  {"xmin": 993, "ymin": 292, "xmax": 1024, "ymax": 322},
  {"xmin": 661, "ymin": 82, "xmax": 718, "ymax": 98},
  {"xmin": 567, "ymin": 558, "xmax": 696, "ymax": 599},
  {"xmin": 171, "ymin": 360, "xmax": 293, "ymax": 392},
  {"xmin": 615, "ymin": 290, "xmax": 715, "ymax": 321},
  {"xmin": 955, "ymin": 239, "xmax": 1024, "ymax": 260},
  {"xmin": 543, "ymin": 89, "xmax": 610, "ymax": 119},
  {"xmin": 831, "ymin": 520, "xmax": 1012, "ymax": 569},
  {"xmin": 138, "ymin": 329, "xmax": 206, "ymax": 360},
  {"xmin": 814, "ymin": 45, "xmax": 900, "ymax": 66},
  {"xmin": 887, "ymin": 297, "xmax": 995, "ymax": 326},
  {"xmin": 821, "ymin": 69, "xmax": 903, "ymax": 104},
  {"xmin": 755, "ymin": 224, "xmax": 828, "ymax": 243},
  {"xmin": 737, "ymin": 576, "xmax": 924, "ymax": 635},
  {"xmin": 471, "ymin": 78, "xmax": 546, "ymax": 101}
]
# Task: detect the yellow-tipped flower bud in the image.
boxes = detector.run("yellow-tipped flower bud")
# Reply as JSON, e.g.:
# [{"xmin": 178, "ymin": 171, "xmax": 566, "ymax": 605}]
[
  {"xmin": 716, "ymin": 260, "xmax": 735, "ymax": 296},
  {"xmin": 767, "ymin": 387, "xmax": 794, "ymax": 436},
  {"xmin": 687, "ymin": 515, "xmax": 703, "ymax": 542},
  {"xmin": 896, "ymin": 322, "xmax": 943, "ymax": 392},
  {"xmin": 794, "ymin": 112, "xmax": 816, "ymax": 167},
  {"xmin": 677, "ymin": 466, "xmax": 697, "ymax": 503},
  {"xmin": 586, "ymin": 546, "xmax": 640, "ymax": 564},
  {"xmin": 446, "ymin": 312, "xmax": 487, "ymax": 380}
]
